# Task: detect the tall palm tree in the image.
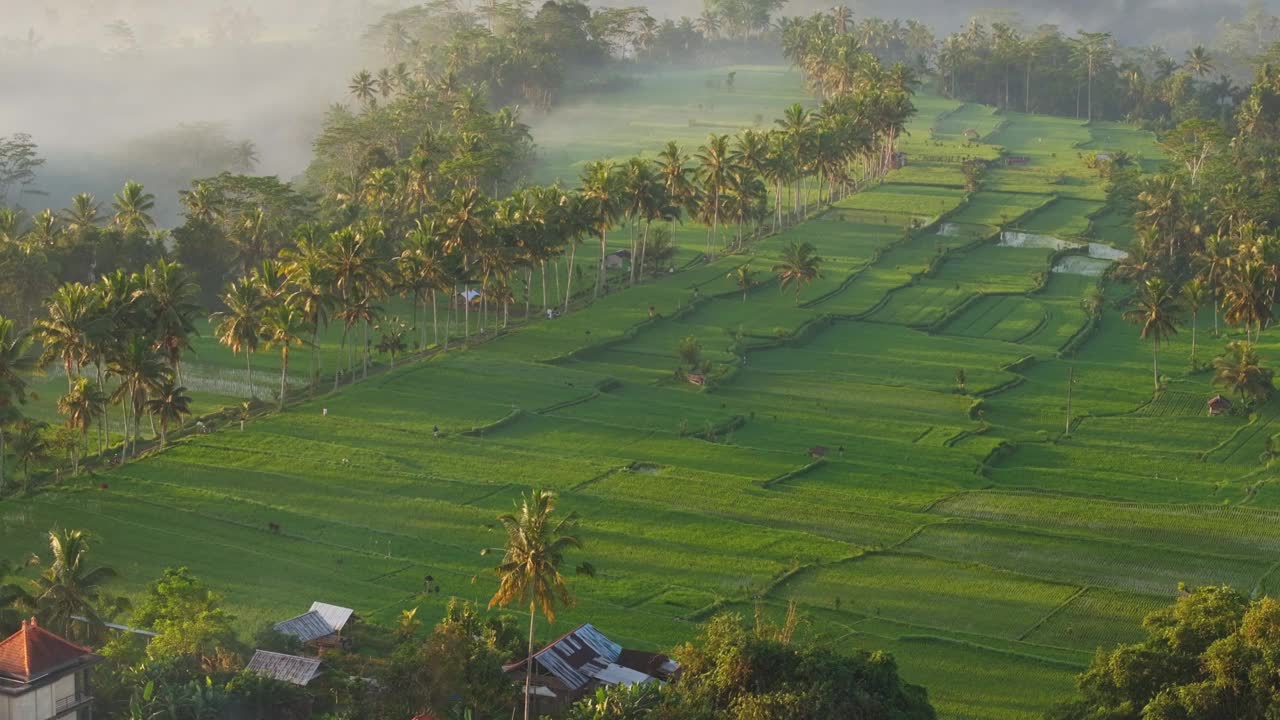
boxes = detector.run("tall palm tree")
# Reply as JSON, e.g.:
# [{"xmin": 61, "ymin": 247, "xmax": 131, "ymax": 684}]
[
  {"xmin": 776, "ymin": 105, "xmax": 813, "ymax": 220},
  {"xmin": 143, "ymin": 381, "xmax": 192, "ymax": 448},
  {"xmin": 1196, "ymin": 234, "xmax": 1233, "ymax": 335},
  {"xmin": 1184, "ymin": 45, "xmax": 1215, "ymax": 78},
  {"xmin": 1221, "ymin": 259, "xmax": 1273, "ymax": 344},
  {"xmin": 9, "ymin": 421, "xmax": 47, "ymax": 494},
  {"xmin": 26, "ymin": 529, "xmax": 116, "ymax": 642},
  {"xmin": 349, "ymin": 70, "xmax": 377, "ymax": 108},
  {"xmin": 60, "ymin": 193, "xmax": 102, "ymax": 234},
  {"xmin": 35, "ymin": 283, "xmax": 98, "ymax": 391},
  {"xmin": 261, "ymin": 305, "xmax": 311, "ymax": 410},
  {"xmin": 211, "ymin": 280, "xmax": 265, "ymax": 400},
  {"xmin": 488, "ymin": 489, "xmax": 584, "ymax": 720},
  {"xmin": 283, "ymin": 239, "xmax": 337, "ymax": 388},
  {"xmin": 107, "ymin": 336, "xmax": 169, "ymax": 459},
  {"xmin": 694, "ymin": 135, "xmax": 736, "ymax": 254},
  {"xmin": 437, "ymin": 189, "xmax": 491, "ymax": 336},
  {"xmin": 1183, "ymin": 278, "xmax": 1206, "ymax": 362},
  {"xmin": 773, "ymin": 240, "xmax": 824, "ymax": 304},
  {"xmin": 1072, "ymin": 31, "xmax": 1114, "ymax": 122},
  {"xmin": 0, "ymin": 316, "xmax": 35, "ymax": 492},
  {"xmin": 140, "ymin": 260, "xmax": 201, "ymax": 383},
  {"xmin": 1124, "ymin": 277, "xmax": 1182, "ymax": 389},
  {"xmin": 111, "ymin": 181, "xmax": 156, "ymax": 234},
  {"xmin": 57, "ymin": 378, "xmax": 104, "ymax": 474},
  {"xmin": 579, "ymin": 161, "xmax": 623, "ymax": 299}
]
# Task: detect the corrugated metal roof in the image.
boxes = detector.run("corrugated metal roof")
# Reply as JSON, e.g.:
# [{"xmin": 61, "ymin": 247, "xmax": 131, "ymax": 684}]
[
  {"xmin": 531, "ymin": 624, "xmax": 624, "ymax": 691},
  {"xmin": 595, "ymin": 663, "xmax": 653, "ymax": 687},
  {"xmin": 246, "ymin": 651, "xmax": 322, "ymax": 686},
  {"xmin": 308, "ymin": 602, "xmax": 353, "ymax": 632},
  {"xmin": 274, "ymin": 611, "xmax": 334, "ymax": 643}
]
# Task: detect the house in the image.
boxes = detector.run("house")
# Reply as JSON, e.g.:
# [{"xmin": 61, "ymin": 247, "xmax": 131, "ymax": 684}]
[
  {"xmin": 686, "ymin": 372, "xmax": 706, "ymax": 386},
  {"xmin": 604, "ymin": 250, "xmax": 632, "ymax": 270},
  {"xmin": 1006, "ymin": 155, "xmax": 1031, "ymax": 166},
  {"xmin": 0, "ymin": 618, "xmax": 102, "ymax": 720},
  {"xmin": 246, "ymin": 651, "xmax": 322, "ymax": 687},
  {"xmin": 808, "ymin": 445, "xmax": 828, "ymax": 459},
  {"xmin": 274, "ymin": 602, "xmax": 355, "ymax": 650},
  {"xmin": 1208, "ymin": 394, "xmax": 1233, "ymax": 416},
  {"xmin": 503, "ymin": 624, "xmax": 677, "ymax": 715}
]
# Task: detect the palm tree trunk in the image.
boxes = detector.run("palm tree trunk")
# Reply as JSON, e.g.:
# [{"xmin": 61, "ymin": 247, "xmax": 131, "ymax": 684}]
[
  {"xmin": 159, "ymin": 419, "xmax": 167, "ymax": 449},
  {"xmin": 246, "ymin": 349, "xmax": 254, "ymax": 399},
  {"xmin": 363, "ymin": 321, "xmax": 370, "ymax": 379},
  {"xmin": 595, "ymin": 229, "xmax": 608, "ymax": 299},
  {"xmin": 1025, "ymin": 60, "xmax": 1032, "ymax": 112},
  {"xmin": 280, "ymin": 350, "xmax": 289, "ymax": 411},
  {"xmin": 524, "ymin": 603, "xmax": 536, "ymax": 720},
  {"xmin": 540, "ymin": 261, "xmax": 549, "ymax": 311},
  {"xmin": 444, "ymin": 288, "xmax": 454, "ymax": 350},
  {"xmin": 1191, "ymin": 310, "xmax": 1198, "ymax": 360},
  {"xmin": 526, "ymin": 268, "xmax": 533, "ymax": 317},
  {"xmin": 431, "ymin": 289, "xmax": 439, "ymax": 347},
  {"xmin": 639, "ymin": 221, "xmax": 651, "ymax": 283},
  {"xmin": 311, "ymin": 328, "xmax": 320, "ymax": 394},
  {"xmin": 1153, "ymin": 342, "xmax": 1160, "ymax": 390},
  {"xmin": 464, "ymin": 286, "xmax": 471, "ymax": 340},
  {"xmin": 1, "ymin": 429, "xmax": 7, "ymax": 492},
  {"xmin": 564, "ymin": 244, "xmax": 578, "ymax": 311}
]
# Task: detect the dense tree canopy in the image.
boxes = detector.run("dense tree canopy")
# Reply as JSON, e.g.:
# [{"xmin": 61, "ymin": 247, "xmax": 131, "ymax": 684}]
[{"xmin": 1050, "ymin": 585, "xmax": 1280, "ymax": 720}]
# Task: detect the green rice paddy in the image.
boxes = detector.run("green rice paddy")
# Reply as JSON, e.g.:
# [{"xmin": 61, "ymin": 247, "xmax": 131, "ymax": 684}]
[{"xmin": 6, "ymin": 68, "xmax": 1264, "ymax": 719}]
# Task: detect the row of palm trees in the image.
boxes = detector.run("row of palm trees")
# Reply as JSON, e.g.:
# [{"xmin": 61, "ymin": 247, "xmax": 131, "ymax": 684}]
[
  {"xmin": 0, "ymin": 260, "xmax": 201, "ymax": 490},
  {"xmin": 200, "ymin": 43, "xmax": 912, "ymax": 395},
  {"xmin": 1123, "ymin": 224, "xmax": 1280, "ymax": 400},
  {"xmin": 0, "ymin": 181, "xmax": 158, "ymax": 248}
]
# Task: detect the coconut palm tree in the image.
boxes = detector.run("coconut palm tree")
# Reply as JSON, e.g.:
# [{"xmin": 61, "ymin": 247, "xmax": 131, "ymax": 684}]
[
  {"xmin": 283, "ymin": 239, "xmax": 336, "ymax": 388},
  {"xmin": 655, "ymin": 141, "xmax": 695, "ymax": 214},
  {"xmin": 349, "ymin": 70, "xmax": 378, "ymax": 108},
  {"xmin": 1124, "ymin": 277, "xmax": 1182, "ymax": 389},
  {"xmin": 776, "ymin": 105, "xmax": 813, "ymax": 220},
  {"xmin": 211, "ymin": 280, "xmax": 265, "ymax": 400},
  {"xmin": 8, "ymin": 421, "xmax": 48, "ymax": 494},
  {"xmin": 487, "ymin": 489, "xmax": 584, "ymax": 720},
  {"xmin": 260, "ymin": 305, "xmax": 311, "ymax": 410},
  {"xmin": 60, "ymin": 193, "xmax": 102, "ymax": 234},
  {"xmin": 1184, "ymin": 45, "xmax": 1215, "ymax": 78},
  {"xmin": 1221, "ymin": 259, "xmax": 1273, "ymax": 344},
  {"xmin": 57, "ymin": 378, "xmax": 104, "ymax": 474},
  {"xmin": 728, "ymin": 264, "xmax": 756, "ymax": 302},
  {"xmin": 35, "ymin": 283, "xmax": 99, "ymax": 391},
  {"xmin": 1214, "ymin": 341, "xmax": 1275, "ymax": 404},
  {"xmin": 111, "ymin": 181, "xmax": 156, "ymax": 234},
  {"xmin": 143, "ymin": 381, "xmax": 192, "ymax": 448},
  {"xmin": 1072, "ymin": 31, "xmax": 1113, "ymax": 122},
  {"xmin": 1183, "ymin": 278, "xmax": 1206, "ymax": 362},
  {"xmin": 107, "ymin": 336, "xmax": 169, "ymax": 459},
  {"xmin": 437, "ymin": 189, "xmax": 491, "ymax": 335},
  {"xmin": 579, "ymin": 161, "xmax": 624, "ymax": 299},
  {"xmin": 1196, "ymin": 233, "xmax": 1233, "ymax": 334},
  {"xmin": 26, "ymin": 529, "xmax": 116, "ymax": 642},
  {"xmin": 140, "ymin": 260, "xmax": 201, "ymax": 383},
  {"xmin": 694, "ymin": 134, "xmax": 736, "ymax": 254},
  {"xmin": 773, "ymin": 240, "xmax": 824, "ymax": 304},
  {"xmin": 0, "ymin": 316, "xmax": 35, "ymax": 491}
]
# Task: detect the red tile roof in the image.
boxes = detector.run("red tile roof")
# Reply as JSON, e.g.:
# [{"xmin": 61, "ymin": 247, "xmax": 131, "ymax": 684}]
[{"xmin": 0, "ymin": 618, "xmax": 96, "ymax": 683}]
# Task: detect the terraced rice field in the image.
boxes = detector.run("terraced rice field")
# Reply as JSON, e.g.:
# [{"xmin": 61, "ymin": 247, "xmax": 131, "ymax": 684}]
[{"xmin": 9, "ymin": 70, "xmax": 1266, "ymax": 720}]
